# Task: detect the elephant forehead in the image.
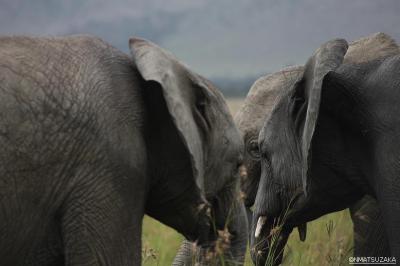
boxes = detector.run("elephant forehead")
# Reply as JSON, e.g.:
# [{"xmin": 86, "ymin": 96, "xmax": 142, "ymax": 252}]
[
  {"xmin": 235, "ymin": 66, "xmax": 303, "ymax": 134},
  {"xmin": 248, "ymin": 67, "xmax": 303, "ymax": 99}
]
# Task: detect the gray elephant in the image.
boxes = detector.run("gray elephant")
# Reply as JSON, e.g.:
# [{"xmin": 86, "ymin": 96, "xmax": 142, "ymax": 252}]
[
  {"xmin": 237, "ymin": 33, "xmax": 396, "ymax": 265},
  {"xmin": 0, "ymin": 35, "xmax": 246, "ymax": 265},
  {"xmin": 251, "ymin": 33, "xmax": 400, "ymax": 265}
]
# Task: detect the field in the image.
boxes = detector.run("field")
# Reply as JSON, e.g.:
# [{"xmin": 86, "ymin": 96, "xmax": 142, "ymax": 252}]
[{"xmin": 142, "ymin": 98, "xmax": 354, "ymax": 266}]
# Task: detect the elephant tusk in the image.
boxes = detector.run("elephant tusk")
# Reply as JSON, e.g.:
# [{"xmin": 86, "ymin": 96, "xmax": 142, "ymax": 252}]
[
  {"xmin": 255, "ymin": 216, "xmax": 267, "ymax": 238},
  {"xmin": 297, "ymin": 223, "xmax": 307, "ymax": 242}
]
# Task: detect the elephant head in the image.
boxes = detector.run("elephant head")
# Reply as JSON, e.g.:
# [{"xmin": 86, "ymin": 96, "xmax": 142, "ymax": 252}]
[
  {"xmin": 251, "ymin": 33, "xmax": 400, "ymax": 265},
  {"xmin": 234, "ymin": 66, "xmax": 304, "ymax": 230},
  {"xmin": 250, "ymin": 38, "xmax": 351, "ymax": 265},
  {"xmin": 129, "ymin": 38, "xmax": 247, "ymax": 254}
]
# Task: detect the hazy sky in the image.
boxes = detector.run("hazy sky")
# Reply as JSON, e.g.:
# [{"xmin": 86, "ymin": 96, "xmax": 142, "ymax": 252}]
[{"xmin": 1, "ymin": 0, "xmax": 399, "ymax": 78}]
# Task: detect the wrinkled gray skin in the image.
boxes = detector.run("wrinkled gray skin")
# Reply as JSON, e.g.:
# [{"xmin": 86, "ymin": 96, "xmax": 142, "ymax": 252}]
[
  {"xmin": 237, "ymin": 33, "xmax": 396, "ymax": 264},
  {"xmin": 344, "ymin": 33, "xmax": 398, "ymax": 258},
  {"xmin": 0, "ymin": 35, "xmax": 245, "ymax": 265},
  {"xmin": 251, "ymin": 33, "xmax": 400, "ymax": 265}
]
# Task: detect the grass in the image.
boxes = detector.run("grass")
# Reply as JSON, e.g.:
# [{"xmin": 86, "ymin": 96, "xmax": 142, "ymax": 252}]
[
  {"xmin": 142, "ymin": 211, "xmax": 353, "ymax": 266},
  {"xmin": 142, "ymin": 210, "xmax": 353, "ymax": 266},
  {"xmin": 142, "ymin": 216, "xmax": 184, "ymax": 265},
  {"xmin": 281, "ymin": 211, "xmax": 353, "ymax": 266},
  {"xmin": 142, "ymin": 98, "xmax": 354, "ymax": 266}
]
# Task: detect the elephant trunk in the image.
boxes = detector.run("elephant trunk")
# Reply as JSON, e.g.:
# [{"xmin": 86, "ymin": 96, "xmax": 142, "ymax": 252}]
[
  {"xmin": 173, "ymin": 192, "xmax": 248, "ymax": 265},
  {"xmin": 226, "ymin": 201, "xmax": 248, "ymax": 264}
]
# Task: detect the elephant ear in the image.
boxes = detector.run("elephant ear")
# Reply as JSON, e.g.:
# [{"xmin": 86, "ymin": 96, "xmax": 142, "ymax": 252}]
[
  {"xmin": 300, "ymin": 39, "xmax": 348, "ymax": 195},
  {"xmin": 129, "ymin": 37, "xmax": 204, "ymax": 190}
]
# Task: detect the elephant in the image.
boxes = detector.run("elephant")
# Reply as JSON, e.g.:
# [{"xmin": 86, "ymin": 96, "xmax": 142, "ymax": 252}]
[
  {"xmin": 0, "ymin": 35, "xmax": 246, "ymax": 265},
  {"xmin": 238, "ymin": 33, "xmax": 396, "ymax": 264},
  {"xmin": 250, "ymin": 33, "xmax": 400, "ymax": 265}
]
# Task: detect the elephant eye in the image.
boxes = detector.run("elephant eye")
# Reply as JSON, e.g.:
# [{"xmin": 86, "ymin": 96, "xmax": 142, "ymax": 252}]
[{"xmin": 247, "ymin": 140, "xmax": 260, "ymax": 160}]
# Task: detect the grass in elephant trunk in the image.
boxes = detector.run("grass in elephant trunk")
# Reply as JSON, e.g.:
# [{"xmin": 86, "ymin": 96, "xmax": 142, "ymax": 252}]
[
  {"xmin": 253, "ymin": 200, "xmax": 293, "ymax": 266},
  {"xmin": 141, "ymin": 98, "xmax": 354, "ymax": 266}
]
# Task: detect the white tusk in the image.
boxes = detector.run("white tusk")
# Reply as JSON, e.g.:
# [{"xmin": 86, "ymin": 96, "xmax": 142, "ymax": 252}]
[{"xmin": 255, "ymin": 216, "xmax": 267, "ymax": 238}]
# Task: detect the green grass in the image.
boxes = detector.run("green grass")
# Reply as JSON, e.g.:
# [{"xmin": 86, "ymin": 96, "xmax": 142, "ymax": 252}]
[
  {"xmin": 142, "ymin": 210, "xmax": 353, "ymax": 266},
  {"xmin": 142, "ymin": 216, "xmax": 184, "ymax": 266},
  {"xmin": 280, "ymin": 210, "xmax": 353, "ymax": 266}
]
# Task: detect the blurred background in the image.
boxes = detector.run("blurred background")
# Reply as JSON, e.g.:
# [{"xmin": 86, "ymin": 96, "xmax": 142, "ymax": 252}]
[
  {"xmin": 1, "ymin": 1, "xmax": 399, "ymax": 265},
  {"xmin": 1, "ymin": 0, "xmax": 399, "ymax": 97}
]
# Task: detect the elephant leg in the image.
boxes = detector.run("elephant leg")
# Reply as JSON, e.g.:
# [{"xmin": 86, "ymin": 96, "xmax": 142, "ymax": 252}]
[{"xmin": 350, "ymin": 195, "xmax": 390, "ymax": 257}]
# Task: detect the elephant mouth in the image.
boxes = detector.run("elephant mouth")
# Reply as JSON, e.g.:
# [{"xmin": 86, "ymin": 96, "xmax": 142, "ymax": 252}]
[
  {"xmin": 251, "ymin": 214, "xmax": 293, "ymax": 266},
  {"xmin": 251, "ymin": 211, "xmax": 308, "ymax": 266},
  {"xmin": 251, "ymin": 192, "xmax": 309, "ymax": 265}
]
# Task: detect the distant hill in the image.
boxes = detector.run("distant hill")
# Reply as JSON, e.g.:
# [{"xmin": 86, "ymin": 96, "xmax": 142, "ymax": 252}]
[{"xmin": 210, "ymin": 75, "xmax": 266, "ymax": 97}]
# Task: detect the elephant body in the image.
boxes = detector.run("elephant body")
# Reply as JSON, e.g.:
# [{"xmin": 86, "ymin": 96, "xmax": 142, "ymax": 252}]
[
  {"xmin": 344, "ymin": 33, "xmax": 397, "ymax": 258},
  {"xmin": 0, "ymin": 35, "xmax": 146, "ymax": 265},
  {"xmin": 0, "ymin": 35, "xmax": 245, "ymax": 265}
]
